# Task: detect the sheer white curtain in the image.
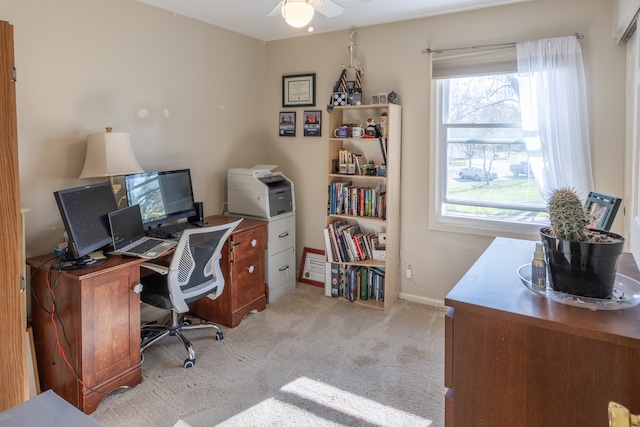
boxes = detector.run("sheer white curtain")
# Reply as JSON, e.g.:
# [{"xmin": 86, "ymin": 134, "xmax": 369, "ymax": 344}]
[{"xmin": 517, "ymin": 36, "xmax": 594, "ymax": 200}]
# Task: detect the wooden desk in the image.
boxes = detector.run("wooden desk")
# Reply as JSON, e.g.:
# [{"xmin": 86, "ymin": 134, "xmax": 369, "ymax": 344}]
[
  {"xmin": 445, "ymin": 237, "xmax": 640, "ymax": 427},
  {"xmin": 28, "ymin": 215, "xmax": 267, "ymax": 413},
  {"xmin": 189, "ymin": 215, "xmax": 268, "ymax": 327},
  {"xmin": 28, "ymin": 255, "xmax": 144, "ymax": 414}
]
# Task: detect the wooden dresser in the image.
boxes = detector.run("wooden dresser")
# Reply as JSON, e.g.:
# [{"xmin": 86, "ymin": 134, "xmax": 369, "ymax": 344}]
[
  {"xmin": 190, "ymin": 215, "xmax": 267, "ymax": 327},
  {"xmin": 445, "ymin": 237, "xmax": 640, "ymax": 427}
]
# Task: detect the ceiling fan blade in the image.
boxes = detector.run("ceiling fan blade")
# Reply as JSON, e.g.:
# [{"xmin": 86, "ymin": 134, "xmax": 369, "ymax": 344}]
[
  {"xmin": 267, "ymin": 1, "xmax": 284, "ymax": 16},
  {"xmin": 315, "ymin": 0, "xmax": 344, "ymax": 17}
]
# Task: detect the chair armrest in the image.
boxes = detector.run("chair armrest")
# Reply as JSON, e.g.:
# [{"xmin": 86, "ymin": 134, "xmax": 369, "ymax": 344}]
[{"xmin": 140, "ymin": 262, "xmax": 169, "ymax": 275}]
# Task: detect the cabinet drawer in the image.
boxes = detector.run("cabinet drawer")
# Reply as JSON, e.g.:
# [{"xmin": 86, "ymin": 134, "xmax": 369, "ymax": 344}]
[
  {"xmin": 231, "ymin": 253, "xmax": 266, "ymax": 308},
  {"xmin": 268, "ymin": 247, "xmax": 296, "ymax": 289},
  {"xmin": 269, "ymin": 215, "xmax": 295, "ymax": 254},
  {"xmin": 232, "ymin": 225, "xmax": 267, "ymax": 262}
]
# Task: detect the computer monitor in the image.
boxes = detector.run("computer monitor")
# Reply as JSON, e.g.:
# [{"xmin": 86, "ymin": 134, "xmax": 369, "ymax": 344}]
[
  {"xmin": 54, "ymin": 181, "xmax": 118, "ymax": 267},
  {"xmin": 124, "ymin": 169, "xmax": 196, "ymax": 229}
]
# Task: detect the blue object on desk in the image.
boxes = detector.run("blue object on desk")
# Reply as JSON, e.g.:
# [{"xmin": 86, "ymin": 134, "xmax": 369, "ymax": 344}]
[{"xmin": 0, "ymin": 390, "xmax": 101, "ymax": 426}]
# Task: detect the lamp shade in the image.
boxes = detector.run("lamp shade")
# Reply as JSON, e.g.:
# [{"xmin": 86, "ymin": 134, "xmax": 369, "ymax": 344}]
[
  {"xmin": 282, "ymin": 1, "xmax": 314, "ymax": 28},
  {"xmin": 79, "ymin": 130, "xmax": 144, "ymax": 179}
]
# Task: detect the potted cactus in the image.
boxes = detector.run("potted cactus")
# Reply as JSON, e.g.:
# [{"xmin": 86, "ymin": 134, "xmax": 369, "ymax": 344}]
[{"xmin": 539, "ymin": 188, "xmax": 625, "ymax": 299}]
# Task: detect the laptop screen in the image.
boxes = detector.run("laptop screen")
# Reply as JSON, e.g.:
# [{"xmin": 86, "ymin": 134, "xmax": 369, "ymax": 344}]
[{"xmin": 109, "ymin": 205, "xmax": 145, "ymax": 251}]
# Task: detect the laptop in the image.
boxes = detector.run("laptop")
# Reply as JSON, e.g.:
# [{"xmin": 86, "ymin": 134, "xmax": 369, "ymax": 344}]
[{"xmin": 108, "ymin": 204, "xmax": 177, "ymax": 258}]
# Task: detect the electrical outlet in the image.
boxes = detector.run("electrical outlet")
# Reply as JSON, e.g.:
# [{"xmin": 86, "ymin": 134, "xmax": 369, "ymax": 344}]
[{"xmin": 406, "ymin": 263, "xmax": 413, "ymax": 279}]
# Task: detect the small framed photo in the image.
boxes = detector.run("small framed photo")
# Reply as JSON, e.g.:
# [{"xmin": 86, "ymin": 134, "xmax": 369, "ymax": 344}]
[
  {"xmin": 303, "ymin": 110, "xmax": 322, "ymax": 137},
  {"xmin": 585, "ymin": 191, "xmax": 622, "ymax": 231},
  {"xmin": 370, "ymin": 93, "xmax": 379, "ymax": 105},
  {"xmin": 282, "ymin": 73, "xmax": 316, "ymax": 107},
  {"xmin": 346, "ymin": 80, "xmax": 356, "ymax": 90},
  {"xmin": 279, "ymin": 111, "xmax": 296, "ymax": 137},
  {"xmin": 378, "ymin": 92, "xmax": 388, "ymax": 104}
]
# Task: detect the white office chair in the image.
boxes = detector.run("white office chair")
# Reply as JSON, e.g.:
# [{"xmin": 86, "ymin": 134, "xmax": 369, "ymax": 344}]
[{"xmin": 139, "ymin": 219, "xmax": 242, "ymax": 368}]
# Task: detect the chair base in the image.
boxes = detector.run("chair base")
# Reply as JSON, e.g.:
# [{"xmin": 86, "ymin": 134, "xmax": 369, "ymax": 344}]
[{"xmin": 140, "ymin": 311, "xmax": 224, "ymax": 368}]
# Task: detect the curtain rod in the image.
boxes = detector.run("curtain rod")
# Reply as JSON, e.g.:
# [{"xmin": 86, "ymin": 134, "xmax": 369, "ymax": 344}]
[{"xmin": 421, "ymin": 33, "xmax": 584, "ymax": 54}]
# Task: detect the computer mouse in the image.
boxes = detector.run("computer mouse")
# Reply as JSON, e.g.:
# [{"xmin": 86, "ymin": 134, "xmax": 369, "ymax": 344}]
[{"xmin": 168, "ymin": 233, "xmax": 178, "ymax": 239}]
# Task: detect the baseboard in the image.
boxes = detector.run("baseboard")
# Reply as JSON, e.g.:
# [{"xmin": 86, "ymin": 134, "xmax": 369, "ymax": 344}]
[{"xmin": 399, "ymin": 292, "xmax": 447, "ymax": 310}]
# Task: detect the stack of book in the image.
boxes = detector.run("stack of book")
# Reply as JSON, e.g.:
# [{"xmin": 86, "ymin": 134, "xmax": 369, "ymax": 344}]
[
  {"xmin": 324, "ymin": 220, "xmax": 386, "ymax": 263},
  {"xmin": 328, "ymin": 263, "xmax": 385, "ymax": 301},
  {"xmin": 327, "ymin": 181, "xmax": 386, "ymax": 218}
]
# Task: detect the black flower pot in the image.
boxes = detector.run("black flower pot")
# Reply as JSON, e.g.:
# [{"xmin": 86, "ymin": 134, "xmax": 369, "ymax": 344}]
[{"xmin": 539, "ymin": 227, "xmax": 625, "ymax": 299}]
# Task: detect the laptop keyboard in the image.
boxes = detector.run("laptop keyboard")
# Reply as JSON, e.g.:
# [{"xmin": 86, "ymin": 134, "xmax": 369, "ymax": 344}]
[{"xmin": 129, "ymin": 239, "xmax": 163, "ymax": 254}]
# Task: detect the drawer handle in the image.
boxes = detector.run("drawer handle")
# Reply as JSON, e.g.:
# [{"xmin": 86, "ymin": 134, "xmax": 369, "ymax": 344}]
[
  {"xmin": 278, "ymin": 232, "xmax": 289, "ymax": 238},
  {"xmin": 251, "ymin": 239, "xmax": 257, "ymax": 247},
  {"xmin": 279, "ymin": 265, "xmax": 290, "ymax": 272},
  {"xmin": 248, "ymin": 265, "xmax": 255, "ymax": 273},
  {"xmin": 133, "ymin": 283, "xmax": 143, "ymax": 294}
]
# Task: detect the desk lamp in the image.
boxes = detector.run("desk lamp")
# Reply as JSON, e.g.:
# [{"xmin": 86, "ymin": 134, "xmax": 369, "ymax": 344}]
[{"xmin": 79, "ymin": 127, "xmax": 144, "ymax": 194}]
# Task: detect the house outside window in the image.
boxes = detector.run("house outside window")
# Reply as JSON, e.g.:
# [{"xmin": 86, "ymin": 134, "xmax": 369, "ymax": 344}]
[
  {"xmin": 430, "ymin": 46, "xmax": 551, "ymax": 237},
  {"xmin": 435, "ymin": 74, "xmax": 548, "ymax": 234}
]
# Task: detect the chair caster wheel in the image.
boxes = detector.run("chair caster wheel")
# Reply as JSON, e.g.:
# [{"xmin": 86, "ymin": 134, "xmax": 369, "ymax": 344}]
[
  {"xmin": 216, "ymin": 331, "xmax": 224, "ymax": 340},
  {"xmin": 184, "ymin": 358, "xmax": 195, "ymax": 368}
]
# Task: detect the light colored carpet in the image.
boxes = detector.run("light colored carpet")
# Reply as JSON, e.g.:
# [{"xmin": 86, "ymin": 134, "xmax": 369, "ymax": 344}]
[{"xmin": 90, "ymin": 283, "xmax": 446, "ymax": 427}]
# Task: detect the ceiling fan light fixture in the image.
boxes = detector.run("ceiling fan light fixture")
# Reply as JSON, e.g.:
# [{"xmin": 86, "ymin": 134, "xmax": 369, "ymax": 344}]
[{"xmin": 282, "ymin": 0, "xmax": 315, "ymax": 28}]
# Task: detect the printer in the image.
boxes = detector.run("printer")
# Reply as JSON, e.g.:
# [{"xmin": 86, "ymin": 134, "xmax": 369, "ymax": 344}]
[{"xmin": 227, "ymin": 165, "xmax": 295, "ymax": 218}]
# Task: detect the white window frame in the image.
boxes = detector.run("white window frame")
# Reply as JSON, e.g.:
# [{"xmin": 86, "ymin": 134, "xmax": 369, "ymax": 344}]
[{"xmin": 429, "ymin": 78, "xmax": 545, "ymax": 241}]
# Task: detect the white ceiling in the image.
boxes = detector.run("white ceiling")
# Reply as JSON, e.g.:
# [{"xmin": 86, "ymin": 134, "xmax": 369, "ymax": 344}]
[{"xmin": 136, "ymin": 0, "xmax": 531, "ymax": 42}]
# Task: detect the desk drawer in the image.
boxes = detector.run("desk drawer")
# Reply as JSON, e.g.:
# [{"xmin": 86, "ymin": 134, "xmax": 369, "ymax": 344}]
[
  {"xmin": 231, "ymin": 253, "xmax": 266, "ymax": 308},
  {"xmin": 231, "ymin": 225, "xmax": 267, "ymax": 262}
]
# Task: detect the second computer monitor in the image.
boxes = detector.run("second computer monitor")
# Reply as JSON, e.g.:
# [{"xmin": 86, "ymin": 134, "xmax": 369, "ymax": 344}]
[{"xmin": 124, "ymin": 169, "xmax": 197, "ymax": 228}]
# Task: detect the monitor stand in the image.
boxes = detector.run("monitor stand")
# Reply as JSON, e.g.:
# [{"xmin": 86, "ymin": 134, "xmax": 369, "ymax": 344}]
[{"xmin": 52, "ymin": 254, "xmax": 107, "ymax": 271}]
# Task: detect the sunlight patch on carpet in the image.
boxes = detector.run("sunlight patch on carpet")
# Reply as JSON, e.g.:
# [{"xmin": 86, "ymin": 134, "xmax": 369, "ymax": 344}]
[
  {"xmin": 281, "ymin": 376, "xmax": 433, "ymax": 427},
  {"xmin": 208, "ymin": 397, "xmax": 333, "ymax": 426}
]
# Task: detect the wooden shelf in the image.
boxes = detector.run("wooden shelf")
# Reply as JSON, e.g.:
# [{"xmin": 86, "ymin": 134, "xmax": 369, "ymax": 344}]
[{"xmin": 325, "ymin": 104, "xmax": 401, "ymax": 309}]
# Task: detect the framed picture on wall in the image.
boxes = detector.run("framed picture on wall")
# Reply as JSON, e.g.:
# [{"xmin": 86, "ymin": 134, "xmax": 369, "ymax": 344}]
[
  {"xmin": 279, "ymin": 111, "xmax": 296, "ymax": 136},
  {"xmin": 303, "ymin": 110, "xmax": 321, "ymax": 136},
  {"xmin": 282, "ymin": 73, "xmax": 316, "ymax": 107}
]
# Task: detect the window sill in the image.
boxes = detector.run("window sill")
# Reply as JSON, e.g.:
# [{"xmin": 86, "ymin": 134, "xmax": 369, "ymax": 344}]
[{"xmin": 429, "ymin": 215, "xmax": 545, "ymax": 241}]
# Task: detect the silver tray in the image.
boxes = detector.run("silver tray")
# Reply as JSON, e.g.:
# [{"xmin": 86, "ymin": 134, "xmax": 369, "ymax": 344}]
[{"xmin": 517, "ymin": 263, "xmax": 640, "ymax": 310}]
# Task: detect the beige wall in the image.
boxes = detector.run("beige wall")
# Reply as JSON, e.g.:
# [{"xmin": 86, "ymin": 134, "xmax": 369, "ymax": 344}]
[
  {"xmin": 2, "ymin": 0, "xmax": 626, "ymax": 305},
  {"xmin": 2, "ymin": 0, "xmax": 267, "ymax": 257},
  {"xmin": 265, "ymin": 0, "xmax": 626, "ymax": 305}
]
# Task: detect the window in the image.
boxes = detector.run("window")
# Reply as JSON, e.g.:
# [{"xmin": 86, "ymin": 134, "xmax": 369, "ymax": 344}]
[{"xmin": 434, "ymin": 73, "xmax": 548, "ymax": 234}]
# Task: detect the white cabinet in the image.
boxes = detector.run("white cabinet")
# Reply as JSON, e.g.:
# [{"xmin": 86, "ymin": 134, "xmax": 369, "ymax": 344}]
[{"xmin": 265, "ymin": 212, "xmax": 296, "ymax": 303}]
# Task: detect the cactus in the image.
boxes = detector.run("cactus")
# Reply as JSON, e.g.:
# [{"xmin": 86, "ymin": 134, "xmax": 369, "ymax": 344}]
[{"xmin": 548, "ymin": 187, "xmax": 588, "ymax": 241}]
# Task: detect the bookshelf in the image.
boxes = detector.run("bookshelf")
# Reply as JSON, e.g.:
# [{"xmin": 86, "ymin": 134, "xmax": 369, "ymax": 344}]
[{"xmin": 324, "ymin": 104, "xmax": 401, "ymax": 310}]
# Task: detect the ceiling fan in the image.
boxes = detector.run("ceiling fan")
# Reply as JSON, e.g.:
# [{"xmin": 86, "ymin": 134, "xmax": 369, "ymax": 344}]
[{"xmin": 268, "ymin": 0, "xmax": 370, "ymax": 29}]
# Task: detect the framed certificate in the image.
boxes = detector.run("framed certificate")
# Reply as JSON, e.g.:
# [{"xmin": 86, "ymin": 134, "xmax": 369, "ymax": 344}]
[
  {"xmin": 282, "ymin": 73, "xmax": 316, "ymax": 107},
  {"xmin": 298, "ymin": 247, "xmax": 325, "ymax": 287}
]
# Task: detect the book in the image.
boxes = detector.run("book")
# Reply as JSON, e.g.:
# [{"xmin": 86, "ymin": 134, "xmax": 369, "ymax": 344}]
[
  {"xmin": 323, "ymin": 228, "xmax": 334, "ymax": 262},
  {"xmin": 329, "ymin": 263, "xmax": 340, "ymax": 297}
]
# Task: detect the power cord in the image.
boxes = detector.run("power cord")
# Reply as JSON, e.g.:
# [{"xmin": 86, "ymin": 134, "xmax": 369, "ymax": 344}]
[
  {"xmin": 406, "ymin": 277, "xmax": 442, "ymax": 310},
  {"xmin": 40, "ymin": 258, "xmax": 110, "ymax": 409}
]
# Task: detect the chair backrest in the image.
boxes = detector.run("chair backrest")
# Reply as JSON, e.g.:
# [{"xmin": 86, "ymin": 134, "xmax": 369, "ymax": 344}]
[
  {"xmin": 167, "ymin": 219, "xmax": 242, "ymax": 313},
  {"xmin": 584, "ymin": 191, "xmax": 621, "ymax": 231}
]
